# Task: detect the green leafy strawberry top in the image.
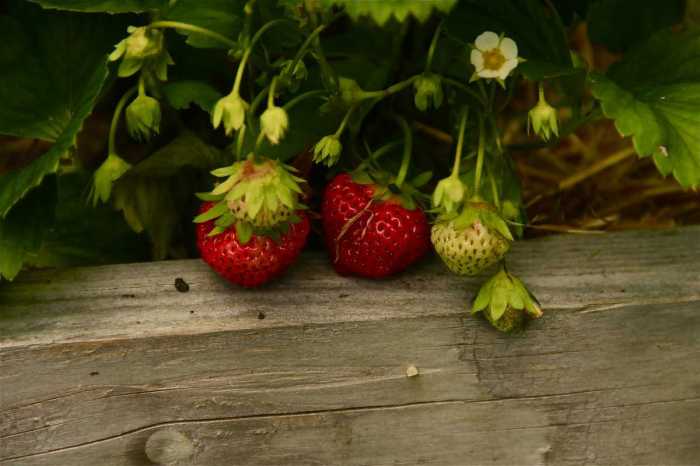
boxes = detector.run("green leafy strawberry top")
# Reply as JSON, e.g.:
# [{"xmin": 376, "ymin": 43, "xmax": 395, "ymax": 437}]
[
  {"xmin": 472, "ymin": 267, "xmax": 542, "ymax": 332},
  {"xmin": 438, "ymin": 199, "xmax": 514, "ymax": 242},
  {"xmin": 194, "ymin": 155, "xmax": 306, "ymax": 244}
]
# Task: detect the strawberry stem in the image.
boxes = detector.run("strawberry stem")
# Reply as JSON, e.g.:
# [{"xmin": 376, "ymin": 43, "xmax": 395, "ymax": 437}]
[
  {"xmin": 451, "ymin": 107, "xmax": 469, "ymax": 179},
  {"xmin": 474, "ymin": 115, "xmax": 486, "ymax": 196},
  {"xmin": 334, "ymin": 105, "xmax": 356, "ymax": 138},
  {"xmin": 488, "ymin": 167, "xmax": 501, "ymax": 210},
  {"xmin": 148, "ymin": 21, "xmax": 238, "ymax": 49},
  {"xmin": 425, "ymin": 20, "xmax": 444, "ymax": 73},
  {"xmin": 108, "ymin": 86, "xmax": 138, "ymax": 156},
  {"xmin": 360, "ymin": 75, "xmax": 419, "ymax": 100},
  {"xmin": 356, "ymin": 139, "xmax": 403, "ymax": 171},
  {"xmin": 267, "ymin": 76, "xmax": 278, "ymax": 108},
  {"xmin": 232, "ymin": 19, "xmax": 290, "ymax": 96},
  {"xmin": 283, "ymin": 89, "xmax": 326, "ymax": 111},
  {"xmin": 393, "ymin": 115, "xmax": 413, "ymax": 188}
]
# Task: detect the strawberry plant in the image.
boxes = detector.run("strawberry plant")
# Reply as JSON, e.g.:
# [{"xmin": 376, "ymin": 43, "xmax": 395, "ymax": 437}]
[{"xmin": 0, "ymin": 0, "xmax": 697, "ymax": 332}]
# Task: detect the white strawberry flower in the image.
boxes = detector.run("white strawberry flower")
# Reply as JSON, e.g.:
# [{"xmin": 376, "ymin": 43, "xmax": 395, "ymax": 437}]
[{"xmin": 470, "ymin": 31, "xmax": 520, "ymax": 83}]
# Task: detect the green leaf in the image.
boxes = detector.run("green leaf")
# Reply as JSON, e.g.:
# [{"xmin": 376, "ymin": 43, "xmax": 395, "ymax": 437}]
[
  {"xmin": 0, "ymin": 178, "xmax": 57, "ymax": 281},
  {"xmin": 589, "ymin": 29, "xmax": 700, "ymax": 188},
  {"xmin": 26, "ymin": 0, "xmax": 166, "ymax": 13},
  {"xmin": 324, "ymin": 0, "xmax": 457, "ymax": 25},
  {"xmin": 587, "ymin": 0, "xmax": 684, "ymax": 53},
  {"xmin": 194, "ymin": 201, "xmax": 228, "ymax": 223},
  {"xmin": 162, "ymin": 0, "xmax": 244, "ymax": 49},
  {"xmin": 444, "ymin": 0, "xmax": 572, "ymax": 80},
  {"xmin": 29, "ymin": 173, "xmax": 149, "ymax": 268},
  {"xmin": 163, "ymin": 80, "xmax": 223, "ymax": 113},
  {"xmin": 0, "ymin": 4, "xmax": 126, "ymax": 217},
  {"xmin": 112, "ymin": 131, "xmax": 227, "ymax": 259}
]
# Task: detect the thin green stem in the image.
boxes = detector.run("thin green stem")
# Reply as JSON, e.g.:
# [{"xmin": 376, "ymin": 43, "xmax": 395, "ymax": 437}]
[
  {"xmin": 148, "ymin": 21, "xmax": 237, "ymax": 49},
  {"xmin": 360, "ymin": 75, "xmax": 419, "ymax": 100},
  {"xmin": 488, "ymin": 168, "xmax": 501, "ymax": 210},
  {"xmin": 288, "ymin": 13, "xmax": 341, "ymax": 75},
  {"xmin": 108, "ymin": 87, "xmax": 138, "ymax": 156},
  {"xmin": 267, "ymin": 76, "xmax": 278, "ymax": 108},
  {"xmin": 393, "ymin": 115, "xmax": 413, "ymax": 188},
  {"xmin": 334, "ymin": 105, "xmax": 356, "ymax": 137},
  {"xmin": 235, "ymin": 125, "xmax": 247, "ymax": 161},
  {"xmin": 425, "ymin": 20, "xmax": 444, "ymax": 72},
  {"xmin": 283, "ymin": 89, "xmax": 326, "ymax": 110},
  {"xmin": 474, "ymin": 115, "xmax": 486, "ymax": 197},
  {"xmin": 451, "ymin": 108, "xmax": 469, "ymax": 178},
  {"xmin": 232, "ymin": 19, "xmax": 290, "ymax": 95},
  {"xmin": 356, "ymin": 140, "xmax": 403, "ymax": 171}
]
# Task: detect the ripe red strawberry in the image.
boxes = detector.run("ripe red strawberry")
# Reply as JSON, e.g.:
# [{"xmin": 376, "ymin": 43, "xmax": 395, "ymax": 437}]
[
  {"xmin": 321, "ymin": 173, "xmax": 430, "ymax": 278},
  {"xmin": 196, "ymin": 202, "xmax": 310, "ymax": 287}
]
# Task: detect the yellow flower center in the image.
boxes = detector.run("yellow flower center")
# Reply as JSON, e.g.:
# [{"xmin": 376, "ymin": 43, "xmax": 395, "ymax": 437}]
[{"xmin": 482, "ymin": 48, "xmax": 506, "ymax": 71}]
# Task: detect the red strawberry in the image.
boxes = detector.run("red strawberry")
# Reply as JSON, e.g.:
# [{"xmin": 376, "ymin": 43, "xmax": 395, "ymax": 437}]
[
  {"xmin": 321, "ymin": 173, "xmax": 431, "ymax": 278},
  {"xmin": 196, "ymin": 202, "xmax": 310, "ymax": 287}
]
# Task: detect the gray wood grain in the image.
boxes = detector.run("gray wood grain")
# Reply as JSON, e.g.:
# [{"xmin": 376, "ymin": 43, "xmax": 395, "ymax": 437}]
[{"xmin": 1, "ymin": 227, "xmax": 699, "ymax": 465}]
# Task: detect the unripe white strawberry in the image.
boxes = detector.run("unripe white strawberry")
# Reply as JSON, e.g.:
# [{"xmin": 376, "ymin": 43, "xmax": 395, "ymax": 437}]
[{"xmin": 431, "ymin": 201, "xmax": 512, "ymax": 276}]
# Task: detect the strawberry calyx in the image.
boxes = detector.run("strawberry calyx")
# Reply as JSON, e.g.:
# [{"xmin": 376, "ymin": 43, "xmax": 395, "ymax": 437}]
[
  {"xmin": 437, "ymin": 197, "xmax": 513, "ymax": 242},
  {"xmin": 471, "ymin": 266, "xmax": 543, "ymax": 333},
  {"xmin": 194, "ymin": 154, "xmax": 306, "ymax": 244},
  {"xmin": 350, "ymin": 168, "xmax": 430, "ymax": 212}
]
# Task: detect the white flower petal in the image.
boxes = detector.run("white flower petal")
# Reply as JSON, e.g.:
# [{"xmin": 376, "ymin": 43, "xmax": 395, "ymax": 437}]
[
  {"xmin": 470, "ymin": 49, "xmax": 484, "ymax": 70},
  {"xmin": 498, "ymin": 59, "xmax": 519, "ymax": 80},
  {"xmin": 499, "ymin": 37, "xmax": 518, "ymax": 60},
  {"xmin": 478, "ymin": 69, "xmax": 501, "ymax": 79},
  {"xmin": 475, "ymin": 31, "xmax": 500, "ymax": 51}
]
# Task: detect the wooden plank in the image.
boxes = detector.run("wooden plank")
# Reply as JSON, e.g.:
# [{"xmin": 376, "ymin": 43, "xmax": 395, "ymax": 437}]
[{"xmin": 1, "ymin": 227, "xmax": 699, "ymax": 465}]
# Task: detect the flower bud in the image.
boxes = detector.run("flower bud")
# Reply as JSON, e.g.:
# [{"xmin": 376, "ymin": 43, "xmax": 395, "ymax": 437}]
[
  {"xmin": 260, "ymin": 106, "xmax": 289, "ymax": 145},
  {"xmin": 413, "ymin": 73, "xmax": 443, "ymax": 112},
  {"xmin": 125, "ymin": 94, "xmax": 161, "ymax": 142},
  {"xmin": 109, "ymin": 26, "xmax": 166, "ymax": 78},
  {"xmin": 212, "ymin": 92, "xmax": 249, "ymax": 135},
  {"xmin": 313, "ymin": 135, "xmax": 342, "ymax": 167},
  {"xmin": 91, "ymin": 154, "xmax": 131, "ymax": 205},
  {"xmin": 432, "ymin": 175, "xmax": 465, "ymax": 214},
  {"xmin": 528, "ymin": 87, "xmax": 559, "ymax": 142}
]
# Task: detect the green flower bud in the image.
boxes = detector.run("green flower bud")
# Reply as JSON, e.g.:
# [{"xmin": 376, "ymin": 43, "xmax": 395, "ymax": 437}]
[
  {"xmin": 432, "ymin": 175, "xmax": 465, "ymax": 214},
  {"xmin": 338, "ymin": 77, "xmax": 365, "ymax": 105},
  {"xmin": 125, "ymin": 94, "xmax": 161, "ymax": 142},
  {"xmin": 260, "ymin": 106, "xmax": 289, "ymax": 145},
  {"xmin": 528, "ymin": 86, "xmax": 559, "ymax": 142},
  {"xmin": 313, "ymin": 135, "xmax": 342, "ymax": 167},
  {"xmin": 91, "ymin": 153, "xmax": 131, "ymax": 206},
  {"xmin": 212, "ymin": 92, "xmax": 249, "ymax": 135},
  {"xmin": 109, "ymin": 26, "xmax": 166, "ymax": 78},
  {"xmin": 472, "ymin": 268, "xmax": 543, "ymax": 333},
  {"xmin": 413, "ymin": 73, "xmax": 443, "ymax": 112}
]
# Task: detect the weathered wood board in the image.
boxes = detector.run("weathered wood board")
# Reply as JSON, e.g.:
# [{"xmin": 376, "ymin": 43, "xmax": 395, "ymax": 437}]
[{"xmin": 1, "ymin": 227, "xmax": 699, "ymax": 465}]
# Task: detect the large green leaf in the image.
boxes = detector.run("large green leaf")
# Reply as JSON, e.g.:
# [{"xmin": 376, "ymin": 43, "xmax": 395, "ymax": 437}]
[
  {"xmin": 323, "ymin": 0, "xmax": 457, "ymax": 25},
  {"xmin": 587, "ymin": 0, "xmax": 684, "ymax": 53},
  {"xmin": 590, "ymin": 29, "xmax": 700, "ymax": 188},
  {"xmin": 162, "ymin": 0, "xmax": 245, "ymax": 49},
  {"xmin": 444, "ymin": 0, "xmax": 573, "ymax": 80},
  {"xmin": 30, "ymin": 173, "xmax": 150, "ymax": 268},
  {"xmin": 0, "ymin": 178, "xmax": 57, "ymax": 281},
  {"xmin": 112, "ymin": 131, "xmax": 226, "ymax": 259},
  {"xmin": 26, "ymin": 0, "xmax": 166, "ymax": 13},
  {"xmin": 0, "ymin": 4, "xmax": 126, "ymax": 217}
]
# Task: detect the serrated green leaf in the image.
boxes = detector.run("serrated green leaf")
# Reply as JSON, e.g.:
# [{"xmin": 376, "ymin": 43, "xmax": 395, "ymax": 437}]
[
  {"xmin": 0, "ymin": 4, "xmax": 127, "ymax": 218},
  {"xmin": 162, "ymin": 0, "xmax": 244, "ymax": 49},
  {"xmin": 325, "ymin": 0, "xmax": 457, "ymax": 25},
  {"xmin": 163, "ymin": 80, "xmax": 223, "ymax": 113},
  {"xmin": 589, "ymin": 29, "xmax": 700, "ymax": 188},
  {"xmin": 29, "ymin": 173, "xmax": 149, "ymax": 269},
  {"xmin": 26, "ymin": 0, "xmax": 166, "ymax": 13},
  {"xmin": 0, "ymin": 178, "xmax": 56, "ymax": 281}
]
